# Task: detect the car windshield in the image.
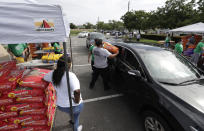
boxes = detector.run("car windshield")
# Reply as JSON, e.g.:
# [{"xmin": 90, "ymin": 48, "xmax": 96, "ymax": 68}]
[
  {"xmin": 139, "ymin": 50, "xmax": 201, "ymax": 84},
  {"xmin": 90, "ymin": 33, "xmax": 105, "ymax": 40}
]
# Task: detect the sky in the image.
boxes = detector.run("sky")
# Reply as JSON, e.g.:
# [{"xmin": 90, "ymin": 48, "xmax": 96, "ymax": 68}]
[
  {"xmin": 61, "ymin": 0, "xmax": 167, "ymax": 25},
  {"xmin": 0, "ymin": 0, "xmax": 167, "ymax": 25}
]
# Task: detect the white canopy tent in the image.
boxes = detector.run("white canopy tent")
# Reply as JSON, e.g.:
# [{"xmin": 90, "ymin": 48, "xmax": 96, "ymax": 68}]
[
  {"xmin": 0, "ymin": 0, "xmax": 69, "ymax": 44},
  {"xmin": 170, "ymin": 22, "xmax": 204, "ymax": 34},
  {"xmin": 0, "ymin": 1, "xmax": 74, "ymax": 130}
]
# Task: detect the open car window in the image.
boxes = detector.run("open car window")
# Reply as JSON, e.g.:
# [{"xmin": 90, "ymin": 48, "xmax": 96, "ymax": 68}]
[{"xmin": 117, "ymin": 46, "xmax": 145, "ymax": 77}]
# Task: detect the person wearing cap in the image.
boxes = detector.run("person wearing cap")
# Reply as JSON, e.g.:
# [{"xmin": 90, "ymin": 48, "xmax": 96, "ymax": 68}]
[
  {"xmin": 51, "ymin": 42, "xmax": 62, "ymax": 54},
  {"xmin": 88, "ymin": 44, "xmax": 95, "ymax": 70},
  {"xmin": 191, "ymin": 38, "xmax": 204, "ymax": 65},
  {"xmin": 186, "ymin": 34, "xmax": 195, "ymax": 49},
  {"xmin": 136, "ymin": 33, "xmax": 141, "ymax": 41},
  {"xmin": 43, "ymin": 55, "xmax": 83, "ymax": 131},
  {"xmin": 89, "ymin": 39, "xmax": 119, "ymax": 90},
  {"xmin": 174, "ymin": 39, "xmax": 183, "ymax": 54},
  {"xmin": 164, "ymin": 34, "xmax": 171, "ymax": 48},
  {"xmin": 7, "ymin": 43, "xmax": 29, "ymax": 61}
]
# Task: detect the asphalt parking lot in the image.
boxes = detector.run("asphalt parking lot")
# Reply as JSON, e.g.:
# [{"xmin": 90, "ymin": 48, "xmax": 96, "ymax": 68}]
[{"xmin": 52, "ymin": 36, "xmax": 143, "ymax": 131}]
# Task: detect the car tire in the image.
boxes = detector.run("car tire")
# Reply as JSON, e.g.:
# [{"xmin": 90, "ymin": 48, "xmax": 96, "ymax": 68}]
[{"xmin": 142, "ymin": 111, "xmax": 171, "ymax": 131}]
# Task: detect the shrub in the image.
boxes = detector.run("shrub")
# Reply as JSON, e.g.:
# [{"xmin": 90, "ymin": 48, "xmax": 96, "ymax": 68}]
[{"xmin": 141, "ymin": 34, "xmax": 181, "ymax": 42}]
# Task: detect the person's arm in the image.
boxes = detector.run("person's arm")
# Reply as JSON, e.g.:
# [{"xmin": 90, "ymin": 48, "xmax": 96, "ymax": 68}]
[
  {"xmin": 88, "ymin": 51, "xmax": 91, "ymax": 63},
  {"xmin": 73, "ymin": 89, "xmax": 81, "ymax": 104},
  {"xmin": 88, "ymin": 46, "xmax": 93, "ymax": 63},
  {"xmin": 7, "ymin": 48, "xmax": 16, "ymax": 59},
  {"xmin": 23, "ymin": 47, "xmax": 28, "ymax": 55},
  {"xmin": 70, "ymin": 73, "xmax": 81, "ymax": 104},
  {"xmin": 108, "ymin": 50, "xmax": 119, "ymax": 59}
]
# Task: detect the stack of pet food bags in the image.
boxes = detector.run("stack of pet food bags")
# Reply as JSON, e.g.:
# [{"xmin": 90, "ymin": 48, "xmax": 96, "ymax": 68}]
[{"xmin": 0, "ymin": 61, "xmax": 56, "ymax": 131}]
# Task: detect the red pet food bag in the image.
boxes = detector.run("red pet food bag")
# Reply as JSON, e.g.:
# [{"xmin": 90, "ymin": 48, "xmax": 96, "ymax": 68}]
[
  {"xmin": 8, "ymin": 115, "xmax": 46, "ymax": 124},
  {"xmin": 2, "ymin": 103, "xmax": 44, "ymax": 112},
  {"xmin": 19, "ymin": 68, "xmax": 50, "ymax": 89},
  {"xmin": 15, "ymin": 126, "xmax": 49, "ymax": 131},
  {"xmin": 19, "ymin": 108, "xmax": 46, "ymax": 116},
  {"xmin": 0, "ymin": 61, "xmax": 16, "ymax": 80},
  {"xmin": 16, "ymin": 96, "xmax": 44, "ymax": 104},
  {"xmin": 0, "ymin": 123, "xmax": 20, "ymax": 130},
  {"xmin": 8, "ymin": 89, "xmax": 44, "ymax": 98},
  {"xmin": 0, "ymin": 112, "xmax": 18, "ymax": 120},
  {"xmin": 21, "ymin": 119, "xmax": 48, "ymax": 126},
  {"xmin": 0, "ymin": 99, "xmax": 14, "ymax": 106}
]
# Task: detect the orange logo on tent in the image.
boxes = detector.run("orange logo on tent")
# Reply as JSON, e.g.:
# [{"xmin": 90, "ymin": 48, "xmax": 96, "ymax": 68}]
[
  {"xmin": 34, "ymin": 19, "xmax": 54, "ymax": 32},
  {"xmin": 40, "ymin": 20, "xmax": 51, "ymax": 28}
]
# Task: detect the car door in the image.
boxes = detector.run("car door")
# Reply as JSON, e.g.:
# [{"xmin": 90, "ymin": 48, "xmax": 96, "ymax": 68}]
[{"xmin": 115, "ymin": 46, "xmax": 147, "ymax": 96}]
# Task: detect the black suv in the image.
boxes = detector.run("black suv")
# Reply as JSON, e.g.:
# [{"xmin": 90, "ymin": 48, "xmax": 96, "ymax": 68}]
[{"xmin": 111, "ymin": 43, "xmax": 204, "ymax": 131}]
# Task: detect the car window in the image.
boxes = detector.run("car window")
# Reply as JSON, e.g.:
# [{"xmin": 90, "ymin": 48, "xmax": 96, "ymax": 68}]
[
  {"xmin": 124, "ymin": 49, "xmax": 139, "ymax": 70},
  {"xmin": 139, "ymin": 50, "xmax": 200, "ymax": 84},
  {"xmin": 90, "ymin": 33, "xmax": 105, "ymax": 40},
  {"xmin": 117, "ymin": 46, "xmax": 125, "ymax": 60},
  {"xmin": 117, "ymin": 46, "xmax": 145, "ymax": 77}
]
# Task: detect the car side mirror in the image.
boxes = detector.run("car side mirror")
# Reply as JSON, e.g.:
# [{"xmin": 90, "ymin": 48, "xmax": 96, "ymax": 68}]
[{"xmin": 128, "ymin": 70, "xmax": 141, "ymax": 78}]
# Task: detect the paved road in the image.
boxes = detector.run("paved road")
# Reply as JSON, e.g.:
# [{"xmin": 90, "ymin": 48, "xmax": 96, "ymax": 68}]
[{"xmin": 52, "ymin": 36, "xmax": 143, "ymax": 131}]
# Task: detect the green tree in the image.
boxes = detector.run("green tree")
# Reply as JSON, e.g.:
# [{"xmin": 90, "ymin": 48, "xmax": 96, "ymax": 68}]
[
  {"xmin": 70, "ymin": 23, "xmax": 77, "ymax": 29},
  {"xmin": 155, "ymin": 0, "xmax": 197, "ymax": 28},
  {"xmin": 83, "ymin": 22, "xmax": 94, "ymax": 29},
  {"xmin": 121, "ymin": 10, "xmax": 149, "ymax": 33},
  {"xmin": 133, "ymin": 10, "xmax": 149, "ymax": 33},
  {"xmin": 198, "ymin": 0, "xmax": 204, "ymax": 22},
  {"xmin": 108, "ymin": 20, "xmax": 124, "ymax": 30},
  {"xmin": 146, "ymin": 11, "xmax": 160, "ymax": 29},
  {"xmin": 96, "ymin": 21, "xmax": 105, "ymax": 30},
  {"xmin": 121, "ymin": 11, "xmax": 137, "ymax": 31}
]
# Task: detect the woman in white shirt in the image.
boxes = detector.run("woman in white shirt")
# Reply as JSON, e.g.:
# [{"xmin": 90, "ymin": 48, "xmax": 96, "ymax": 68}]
[{"xmin": 44, "ymin": 55, "xmax": 83, "ymax": 131}]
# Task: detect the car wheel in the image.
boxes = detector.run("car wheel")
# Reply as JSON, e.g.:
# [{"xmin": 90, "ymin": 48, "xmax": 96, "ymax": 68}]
[{"xmin": 142, "ymin": 111, "xmax": 171, "ymax": 131}]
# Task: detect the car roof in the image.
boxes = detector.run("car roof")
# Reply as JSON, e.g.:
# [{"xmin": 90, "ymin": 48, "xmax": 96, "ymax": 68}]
[
  {"xmin": 89, "ymin": 32, "xmax": 103, "ymax": 35},
  {"xmin": 115, "ymin": 42, "xmax": 165, "ymax": 53}
]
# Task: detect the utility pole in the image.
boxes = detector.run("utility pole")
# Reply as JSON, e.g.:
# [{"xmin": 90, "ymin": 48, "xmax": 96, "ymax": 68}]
[
  {"xmin": 128, "ymin": 1, "xmax": 130, "ymax": 12},
  {"xmin": 97, "ymin": 16, "xmax": 99, "ymax": 30}
]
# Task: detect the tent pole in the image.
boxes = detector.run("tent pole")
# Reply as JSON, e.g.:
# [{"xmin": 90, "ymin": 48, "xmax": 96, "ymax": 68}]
[
  {"xmin": 69, "ymin": 35, "xmax": 74, "ymax": 71},
  {"xmin": 63, "ymin": 42, "xmax": 75, "ymax": 131}
]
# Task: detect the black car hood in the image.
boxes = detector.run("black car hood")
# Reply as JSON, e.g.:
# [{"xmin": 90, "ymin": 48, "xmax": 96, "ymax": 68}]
[{"xmin": 160, "ymin": 81, "xmax": 204, "ymax": 113}]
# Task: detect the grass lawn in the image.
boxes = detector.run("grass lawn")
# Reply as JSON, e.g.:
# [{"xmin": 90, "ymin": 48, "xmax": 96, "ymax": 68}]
[
  {"xmin": 139, "ymin": 38, "xmax": 158, "ymax": 44},
  {"xmin": 124, "ymin": 37, "xmax": 158, "ymax": 44}
]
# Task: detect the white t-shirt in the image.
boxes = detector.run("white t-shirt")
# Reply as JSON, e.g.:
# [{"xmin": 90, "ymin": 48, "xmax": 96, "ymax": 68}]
[
  {"xmin": 137, "ymin": 34, "xmax": 141, "ymax": 39},
  {"xmin": 92, "ymin": 47, "xmax": 111, "ymax": 68},
  {"xmin": 43, "ymin": 71, "xmax": 83, "ymax": 107}
]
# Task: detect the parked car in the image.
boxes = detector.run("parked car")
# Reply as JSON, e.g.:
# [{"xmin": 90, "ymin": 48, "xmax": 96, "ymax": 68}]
[
  {"xmin": 86, "ymin": 32, "xmax": 106, "ymax": 48},
  {"xmin": 110, "ymin": 43, "xmax": 204, "ymax": 131},
  {"xmin": 111, "ymin": 31, "xmax": 122, "ymax": 36},
  {"xmin": 78, "ymin": 31, "xmax": 88, "ymax": 38}
]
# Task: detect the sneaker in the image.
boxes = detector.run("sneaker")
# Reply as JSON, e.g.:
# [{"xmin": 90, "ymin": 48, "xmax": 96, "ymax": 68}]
[
  {"xmin": 77, "ymin": 125, "xmax": 83, "ymax": 131},
  {"xmin": 69, "ymin": 120, "xmax": 74, "ymax": 125}
]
